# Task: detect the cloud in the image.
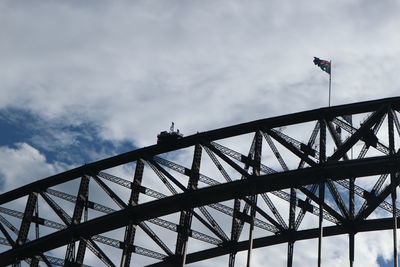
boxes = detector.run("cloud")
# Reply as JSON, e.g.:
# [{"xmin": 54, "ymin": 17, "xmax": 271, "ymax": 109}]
[
  {"xmin": 0, "ymin": 143, "xmax": 68, "ymax": 192},
  {"xmin": 1, "ymin": 1, "xmax": 400, "ymax": 266},
  {"xmin": 1, "ymin": 0, "xmax": 399, "ymax": 147}
]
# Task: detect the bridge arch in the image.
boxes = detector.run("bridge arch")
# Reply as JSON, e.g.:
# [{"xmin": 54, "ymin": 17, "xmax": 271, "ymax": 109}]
[{"xmin": 1, "ymin": 97, "xmax": 400, "ymax": 266}]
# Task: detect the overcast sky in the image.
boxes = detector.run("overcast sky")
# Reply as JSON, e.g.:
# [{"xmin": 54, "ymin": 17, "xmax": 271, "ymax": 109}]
[{"xmin": 1, "ymin": 1, "xmax": 400, "ymax": 266}]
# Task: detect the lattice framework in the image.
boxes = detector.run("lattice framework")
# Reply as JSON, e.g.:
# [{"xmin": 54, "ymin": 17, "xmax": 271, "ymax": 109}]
[{"xmin": 1, "ymin": 97, "xmax": 400, "ymax": 266}]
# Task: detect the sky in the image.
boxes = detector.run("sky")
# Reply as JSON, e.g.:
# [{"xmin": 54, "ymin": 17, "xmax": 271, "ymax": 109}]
[{"xmin": 1, "ymin": 0, "xmax": 400, "ymax": 266}]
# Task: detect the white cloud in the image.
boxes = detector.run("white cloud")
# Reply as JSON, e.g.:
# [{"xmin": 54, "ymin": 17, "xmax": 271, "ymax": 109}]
[
  {"xmin": 1, "ymin": 1, "xmax": 400, "ymax": 265},
  {"xmin": 0, "ymin": 143, "xmax": 67, "ymax": 192},
  {"xmin": 1, "ymin": 1, "xmax": 399, "ymax": 147}
]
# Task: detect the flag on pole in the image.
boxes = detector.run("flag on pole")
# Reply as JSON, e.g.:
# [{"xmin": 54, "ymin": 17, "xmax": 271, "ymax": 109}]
[
  {"xmin": 313, "ymin": 57, "xmax": 331, "ymax": 74},
  {"xmin": 342, "ymin": 115, "xmax": 352, "ymax": 125}
]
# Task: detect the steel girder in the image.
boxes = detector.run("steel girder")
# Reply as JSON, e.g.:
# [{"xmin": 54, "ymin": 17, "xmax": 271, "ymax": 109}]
[
  {"xmin": 1, "ymin": 97, "xmax": 400, "ymax": 266},
  {"xmin": 1, "ymin": 155, "xmax": 399, "ymax": 265}
]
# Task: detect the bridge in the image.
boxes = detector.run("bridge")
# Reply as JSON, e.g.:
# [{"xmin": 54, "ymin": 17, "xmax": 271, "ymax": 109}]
[{"xmin": 1, "ymin": 97, "xmax": 400, "ymax": 266}]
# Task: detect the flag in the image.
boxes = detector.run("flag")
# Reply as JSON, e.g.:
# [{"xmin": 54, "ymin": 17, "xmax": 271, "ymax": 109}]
[
  {"xmin": 313, "ymin": 57, "xmax": 331, "ymax": 74},
  {"xmin": 342, "ymin": 115, "xmax": 352, "ymax": 125}
]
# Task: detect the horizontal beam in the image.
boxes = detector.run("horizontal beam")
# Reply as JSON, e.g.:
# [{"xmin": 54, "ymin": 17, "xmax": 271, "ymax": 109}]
[
  {"xmin": 1, "ymin": 97, "xmax": 399, "ymax": 205},
  {"xmin": 1, "ymin": 154, "xmax": 399, "ymax": 265}
]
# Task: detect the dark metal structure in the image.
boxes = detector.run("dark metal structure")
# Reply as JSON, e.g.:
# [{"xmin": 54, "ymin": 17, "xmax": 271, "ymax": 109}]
[{"xmin": 1, "ymin": 97, "xmax": 400, "ymax": 266}]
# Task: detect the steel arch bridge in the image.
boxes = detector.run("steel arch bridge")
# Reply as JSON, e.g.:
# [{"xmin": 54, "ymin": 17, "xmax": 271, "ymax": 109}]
[{"xmin": 1, "ymin": 97, "xmax": 400, "ymax": 267}]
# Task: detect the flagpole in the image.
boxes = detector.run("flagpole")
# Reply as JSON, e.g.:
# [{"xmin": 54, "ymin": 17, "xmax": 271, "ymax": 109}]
[{"xmin": 329, "ymin": 60, "xmax": 332, "ymax": 107}]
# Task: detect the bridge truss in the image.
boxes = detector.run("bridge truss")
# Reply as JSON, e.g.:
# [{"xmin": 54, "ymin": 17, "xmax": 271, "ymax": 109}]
[{"xmin": 1, "ymin": 97, "xmax": 400, "ymax": 266}]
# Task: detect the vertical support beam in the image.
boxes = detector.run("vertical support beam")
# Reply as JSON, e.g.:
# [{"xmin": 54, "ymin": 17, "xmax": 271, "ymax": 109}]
[
  {"xmin": 349, "ymin": 176, "xmax": 355, "ymax": 267},
  {"xmin": 246, "ymin": 195, "xmax": 257, "ymax": 267},
  {"xmin": 318, "ymin": 119, "xmax": 326, "ymax": 267},
  {"xmin": 120, "ymin": 159, "xmax": 144, "ymax": 267},
  {"xmin": 287, "ymin": 186, "xmax": 296, "ymax": 267},
  {"xmin": 16, "ymin": 192, "xmax": 38, "ymax": 246},
  {"xmin": 349, "ymin": 232, "xmax": 354, "ymax": 267},
  {"xmin": 31, "ymin": 195, "xmax": 40, "ymax": 266},
  {"xmin": 13, "ymin": 192, "xmax": 38, "ymax": 267},
  {"xmin": 75, "ymin": 239, "xmax": 87, "ymax": 265},
  {"xmin": 287, "ymin": 240, "xmax": 294, "ymax": 267},
  {"xmin": 389, "ymin": 107, "xmax": 398, "ymax": 267},
  {"xmin": 349, "ymin": 113, "xmax": 355, "ymax": 267},
  {"xmin": 229, "ymin": 199, "xmax": 241, "ymax": 267},
  {"xmin": 75, "ymin": 176, "xmax": 91, "ymax": 265},
  {"xmin": 175, "ymin": 144, "xmax": 202, "ymax": 266},
  {"xmin": 246, "ymin": 131, "xmax": 262, "ymax": 267},
  {"xmin": 76, "ymin": 182, "xmax": 90, "ymax": 266},
  {"xmin": 34, "ymin": 199, "xmax": 39, "ymax": 240},
  {"xmin": 65, "ymin": 175, "xmax": 90, "ymax": 265}
]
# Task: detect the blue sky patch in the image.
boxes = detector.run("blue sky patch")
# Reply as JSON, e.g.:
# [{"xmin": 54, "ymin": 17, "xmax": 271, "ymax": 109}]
[
  {"xmin": 0, "ymin": 107, "xmax": 135, "ymax": 166},
  {"xmin": 377, "ymin": 255, "xmax": 393, "ymax": 267}
]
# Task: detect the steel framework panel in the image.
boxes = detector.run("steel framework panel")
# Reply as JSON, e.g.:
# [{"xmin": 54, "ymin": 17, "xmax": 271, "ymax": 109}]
[{"xmin": 1, "ymin": 97, "xmax": 400, "ymax": 266}]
